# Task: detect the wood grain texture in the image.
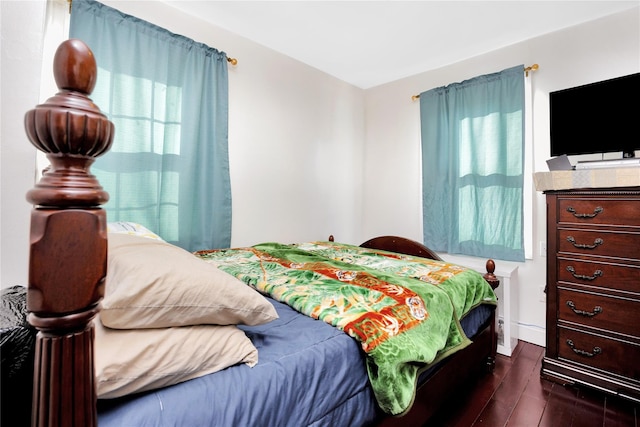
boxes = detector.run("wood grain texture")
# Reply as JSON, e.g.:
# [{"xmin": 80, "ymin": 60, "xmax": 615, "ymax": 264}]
[
  {"xmin": 24, "ymin": 39, "xmax": 113, "ymax": 427},
  {"xmin": 431, "ymin": 341, "xmax": 639, "ymax": 427}
]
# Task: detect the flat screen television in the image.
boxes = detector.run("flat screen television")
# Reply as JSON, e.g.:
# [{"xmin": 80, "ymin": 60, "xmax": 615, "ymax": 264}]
[{"xmin": 549, "ymin": 72, "xmax": 640, "ymax": 159}]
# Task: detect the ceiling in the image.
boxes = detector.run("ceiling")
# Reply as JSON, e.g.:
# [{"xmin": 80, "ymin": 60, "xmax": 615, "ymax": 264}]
[{"xmin": 162, "ymin": 1, "xmax": 640, "ymax": 89}]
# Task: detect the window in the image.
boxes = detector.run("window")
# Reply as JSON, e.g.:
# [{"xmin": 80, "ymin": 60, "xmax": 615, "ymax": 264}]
[
  {"xmin": 420, "ymin": 65, "xmax": 526, "ymax": 262},
  {"xmin": 70, "ymin": 0, "xmax": 231, "ymax": 251}
]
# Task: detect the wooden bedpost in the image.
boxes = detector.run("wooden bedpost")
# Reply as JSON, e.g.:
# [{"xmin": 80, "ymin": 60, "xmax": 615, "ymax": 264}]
[
  {"xmin": 483, "ymin": 259, "xmax": 500, "ymax": 290},
  {"xmin": 24, "ymin": 39, "xmax": 113, "ymax": 427}
]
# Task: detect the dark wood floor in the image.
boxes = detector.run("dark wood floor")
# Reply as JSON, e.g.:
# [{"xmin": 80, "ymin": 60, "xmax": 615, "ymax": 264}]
[{"xmin": 427, "ymin": 340, "xmax": 639, "ymax": 427}]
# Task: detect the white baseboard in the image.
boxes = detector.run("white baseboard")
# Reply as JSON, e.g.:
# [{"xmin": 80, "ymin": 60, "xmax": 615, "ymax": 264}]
[{"xmin": 517, "ymin": 322, "xmax": 545, "ymax": 348}]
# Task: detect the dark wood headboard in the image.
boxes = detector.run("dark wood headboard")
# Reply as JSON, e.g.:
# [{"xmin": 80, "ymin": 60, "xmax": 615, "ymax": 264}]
[{"xmin": 24, "ymin": 39, "xmax": 113, "ymax": 427}]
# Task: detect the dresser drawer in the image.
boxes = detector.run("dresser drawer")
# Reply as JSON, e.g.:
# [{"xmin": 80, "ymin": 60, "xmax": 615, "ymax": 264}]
[
  {"xmin": 558, "ymin": 288, "xmax": 640, "ymax": 338},
  {"xmin": 558, "ymin": 258, "xmax": 640, "ymax": 294},
  {"xmin": 558, "ymin": 228, "xmax": 640, "ymax": 260},
  {"xmin": 558, "ymin": 198, "xmax": 640, "ymax": 227},
  {"xmin": 558, "ymin": 327, "xmax": 640, "ymax": 381}
]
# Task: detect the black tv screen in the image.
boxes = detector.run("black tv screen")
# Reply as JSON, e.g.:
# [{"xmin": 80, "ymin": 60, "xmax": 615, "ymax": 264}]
[{"xmin": 549, "ymin": 72, "xmax": 640, "ymax": 158}]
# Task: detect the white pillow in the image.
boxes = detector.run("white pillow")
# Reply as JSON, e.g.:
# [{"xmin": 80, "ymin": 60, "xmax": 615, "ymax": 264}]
[
  {"xmin": 102, "ymin": 233, "xmax": 278, "ymax": 329},
  {"xmin": 107, "ymin": 221, "xmax": 164, "ymax": 241},
  {"xmin": 94, "ymin": 315, "xmax": 258, "ymax": 398}
]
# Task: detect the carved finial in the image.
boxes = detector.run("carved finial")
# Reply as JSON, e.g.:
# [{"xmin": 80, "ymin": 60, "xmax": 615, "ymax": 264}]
[
  {"xmin": 53, "ymin": 38, "xmax": 97, "ymax": 94},
  {"xmin": 484, "ymin": 259, "xmax": 499, "ymax": 290},
  {"xmin": 486, "ymin": 259, "xmax": 495, "ymax": 274},
  {"xmin": 24, "ymin": 39, "xmax": 114, "ymax": 207}
]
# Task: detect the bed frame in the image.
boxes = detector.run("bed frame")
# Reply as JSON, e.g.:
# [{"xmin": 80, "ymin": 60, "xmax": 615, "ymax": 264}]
[{"xmin": 23, "ymin": 39, "xmax": 498, "ymax": 427}]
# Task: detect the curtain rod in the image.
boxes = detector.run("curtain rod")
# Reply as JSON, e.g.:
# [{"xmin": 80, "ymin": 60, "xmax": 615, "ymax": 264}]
[
  {"xmin": 411, "ymin": 63, "xmax": 539, "ymax": 101},
  {"xmin": 67, "ymin": 0, "xmax": 238, "ymax": 65},
  {"xmin": 524, "ymin": 63, "xmax": 539, "ymax": 76}
]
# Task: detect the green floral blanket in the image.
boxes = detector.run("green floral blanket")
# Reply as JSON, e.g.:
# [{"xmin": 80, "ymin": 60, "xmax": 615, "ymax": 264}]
[{"xmin": 196, "ymin": 241, "xmax": 496, "ymax": 415}]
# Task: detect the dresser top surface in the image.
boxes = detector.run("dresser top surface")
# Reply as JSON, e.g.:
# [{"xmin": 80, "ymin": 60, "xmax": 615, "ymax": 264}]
[{"xmin": 534, "ymin": 168, "xmax": 640, "ymax": 192}]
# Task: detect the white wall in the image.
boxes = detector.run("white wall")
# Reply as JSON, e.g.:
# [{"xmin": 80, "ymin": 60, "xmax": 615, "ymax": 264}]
[
  {"xmin": 363, "ymin": 8, "xmax": 640, "ymax": 346},
  {"xmin": 0, "ymin": 0, "xmax": 46, "ymax": 288}
]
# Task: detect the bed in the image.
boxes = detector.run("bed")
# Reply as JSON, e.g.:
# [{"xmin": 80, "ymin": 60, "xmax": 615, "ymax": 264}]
[{"xmin": 17, "ymin": 39, "xmax": 500, "ymax": 427}]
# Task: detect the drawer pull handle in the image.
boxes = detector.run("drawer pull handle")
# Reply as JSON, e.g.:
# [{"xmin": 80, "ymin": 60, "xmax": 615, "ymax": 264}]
[
  {"xmin": 566, "ymin": 206, "xmax": 604, "ymax": 218},
  {"xmin": 566, "ymin": 339, "xmax": 602, "ymax": 357},
  {"xmin": 566, "ymin": 236, "xmax": 604, "ymax": 250},
  {"xmin": 566, "ymin": 266, "xmax": 603, "ymax": 281},
  {"xmin": 566, "ymin": 300, "xmax": 603, "ymax": 317}
]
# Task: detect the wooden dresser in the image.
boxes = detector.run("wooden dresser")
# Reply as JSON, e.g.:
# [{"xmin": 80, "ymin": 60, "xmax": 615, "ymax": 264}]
[{"xmin": 542, "ymin": 187, "xmax": 640, "ymax": 402}]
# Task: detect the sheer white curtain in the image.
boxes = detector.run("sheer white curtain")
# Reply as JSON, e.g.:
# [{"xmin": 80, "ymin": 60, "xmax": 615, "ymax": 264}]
[
  {"xmin": 36, "ymin": 0, "xmax": 70, "ymax": 179},
  {"xmin": 523, "ymin": 69, "xmax": 534, "ymax": 260}
]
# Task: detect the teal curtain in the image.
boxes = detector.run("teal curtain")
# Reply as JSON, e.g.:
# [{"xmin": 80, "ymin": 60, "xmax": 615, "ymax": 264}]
[
  {"xmin": 70, "ymin": 0, "xmax": 231, "ymax": 251},
  {"xmin": 420, "ymin": 65, "xmax": 525, "ymax": 262}
]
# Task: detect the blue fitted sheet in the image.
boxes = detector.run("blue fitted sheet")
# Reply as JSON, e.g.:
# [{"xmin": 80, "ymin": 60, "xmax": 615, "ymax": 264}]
[
  {"xmin": 98, "ymin": 297, "xmax": 378, "ymax": 427},
  {"xmin": 97, "ymin": 298, "xmax": 493, "ymax": 427}
]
